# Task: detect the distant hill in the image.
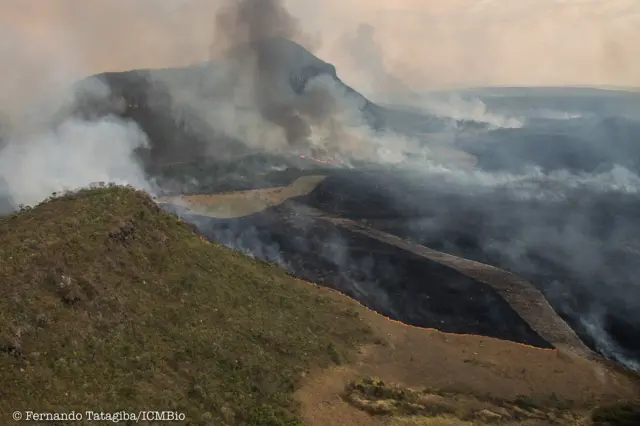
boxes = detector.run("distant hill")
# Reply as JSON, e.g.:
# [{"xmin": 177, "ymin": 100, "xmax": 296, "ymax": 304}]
[{"xmin": 61, "ymin": 37, "xmax": 454, "ymax": 172}]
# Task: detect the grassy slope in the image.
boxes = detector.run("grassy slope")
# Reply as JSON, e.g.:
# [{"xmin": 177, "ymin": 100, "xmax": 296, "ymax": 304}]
[{"xmin": 0, "ymin": 186, "xmax": 372, "ymax": 425}]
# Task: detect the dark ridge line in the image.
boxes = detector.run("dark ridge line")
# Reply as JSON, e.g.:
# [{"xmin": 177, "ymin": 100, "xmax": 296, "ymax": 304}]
[
  {"xmin": 164, "ymin": 201, "xmax": 551, "ymax": 348},
  {"xmin": 286, "ymin": 200, "xmax": 595, "ymax": 359}
]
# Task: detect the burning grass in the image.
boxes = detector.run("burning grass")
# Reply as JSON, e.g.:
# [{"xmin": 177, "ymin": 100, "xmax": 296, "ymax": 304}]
[{"xmin": 0, "ymin": 185, "xmax": 373, "ymax": 425}]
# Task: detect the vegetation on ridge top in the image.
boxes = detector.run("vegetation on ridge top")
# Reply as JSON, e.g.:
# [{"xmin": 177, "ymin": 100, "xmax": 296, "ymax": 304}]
[{"xmin": 0, "ymin": 185, "xmax": 372, "ymax": 425}]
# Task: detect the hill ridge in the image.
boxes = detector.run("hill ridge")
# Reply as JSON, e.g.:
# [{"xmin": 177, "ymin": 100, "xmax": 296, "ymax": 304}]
[{"xmin": 1, "ymin": 186, "xmax": 638, "ymax": 425}]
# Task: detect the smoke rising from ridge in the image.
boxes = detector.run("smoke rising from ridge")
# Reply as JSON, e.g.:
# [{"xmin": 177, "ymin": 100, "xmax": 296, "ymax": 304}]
[
  {"xmin": 143, "ymin": 0, "xmax": 400, "ymax": 163},
  {"xmin": 0, "ymin": 16, "xmax": 153, "ymax": 210},
  {"xmin": 210, "ymin": 0, "xmax": 321, "ymax": 149},
  {"xmin": 210, "ymin": 0, "xmax": 314, "ymax": 55},
  {"xmin": 1, "ymin": 0, "xmax": 639, "ymax": 372},
  {"xmin": 2, "ymin": 0, "xmax": 639, "ymax": 112},
  {"xmin": 0, "ymin": 75, "xmax": 151, "ymax": 208}
]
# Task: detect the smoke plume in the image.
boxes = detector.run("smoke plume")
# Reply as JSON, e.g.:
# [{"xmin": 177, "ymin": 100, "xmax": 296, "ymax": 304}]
[
  {"xmin": 210, "ymin": 0, "xmax": 320, "ymax": 149},
  {"xmin": 0, "ymin": 19, "xmax": 152, "ymax": 210},
  {"xmin": 1, "ymin": 0, "xmax": 639, "ymax": 373}
]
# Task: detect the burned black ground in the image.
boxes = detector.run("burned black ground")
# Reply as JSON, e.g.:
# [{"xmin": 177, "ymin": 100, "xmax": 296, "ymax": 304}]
[
  {"xmin": 160, "ymin": 158, "xmax": 640, "ymax": 368},
  {"xmin": 40, "ymin": 49, "xmax": 640, "ymax": 371},
  {"xmin": 296, "ymin": 169, "xmax": 640, "ymax": 367},
  {"xmin": 167, "ymin": 202, "xmax": 552, "ymax": 349}
]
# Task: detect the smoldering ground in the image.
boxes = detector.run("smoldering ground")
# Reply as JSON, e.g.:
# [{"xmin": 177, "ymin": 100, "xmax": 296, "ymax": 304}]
[
  {"xmin": 164, "ymin": 200, "xmax": 553, "ymax": 349},
  {"xmin": 1, "ymin": 0, "xmax": 640, "ymax": 372},
  {"xmin": 156, "ymin": 63, "xmax": 640, "ymax": 370},
  {"xmin": 295, "ymin": 89, "xmax": 640, "ymax": 370},
  {"xmin": 156, "ymin": 83, "xmax": 640, "ymax": 370}
]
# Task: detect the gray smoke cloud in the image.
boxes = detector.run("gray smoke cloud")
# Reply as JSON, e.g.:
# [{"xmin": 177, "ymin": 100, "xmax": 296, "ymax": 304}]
[
  {"xmin": 1, "ymin": 0, "xmax": 639, "ymax": 373},
  {"xmin": 209, "ymin": 0, "xmax": 325, "ymax": 150},
  {"xmin": 1, "ymin": 0, "xmax": 639, "ymax": 104},
  {"xmin": 0, "ymin": 0, "xmax": 403, "ymax": 211},
  {"xmin": 210, "ymin": 0, "xmax": 312, "ymax": 52},
  {"xmin": 0, "ymin": 33, "xmax": 152, "ymax": 210},
  {"xmin": 208, "ymin": 0, "xmax": 390, "ymax": 157},
  {"xmin": 333, "ymin": 23, "xmax": 415, "ymax": 103},
  {"xmin": 377, "ymin": 135, "xmax": 640, "ymax": 371},
  {"xmin": 140, "ymin": 0, "xmax": 412, "ymax": 167},
  {"xmin": 138, "ymin": 1, "xmax": 640, "ymax": 371}
]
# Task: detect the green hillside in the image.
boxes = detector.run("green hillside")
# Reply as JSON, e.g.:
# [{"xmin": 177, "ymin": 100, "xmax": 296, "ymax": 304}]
[{"xmin": 0, "ymin": 185, "xmax": 372, "ymax": 425}]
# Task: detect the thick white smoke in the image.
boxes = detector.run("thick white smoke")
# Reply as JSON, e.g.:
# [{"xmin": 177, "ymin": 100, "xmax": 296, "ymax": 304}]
[
  {"xmin": 420, "ymin": 95, "xmax": 525, "ymax": 129},
  {"xmin": 0, "ymin": 26, "xmax": 152, "ymax": 209},
  {"xmin": 409, "ymin": 163, "xmax": 640, "ymax": 197},
  {"xmin": 302, "ymin": 75, "xmax": 414, "ymax": 163},
  {"xmin": 1, "ymin": 0, "xmax": 638, "ymax": 372},
  {"xmin": 0, "ymin": 116, "xmax": 151, "ymax": 207}
]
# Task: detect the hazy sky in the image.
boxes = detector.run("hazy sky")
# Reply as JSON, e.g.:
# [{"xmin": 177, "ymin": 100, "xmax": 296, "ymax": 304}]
[{"xmin": 1, "ymin": 0, "xmax": 639, "ymax": 112}]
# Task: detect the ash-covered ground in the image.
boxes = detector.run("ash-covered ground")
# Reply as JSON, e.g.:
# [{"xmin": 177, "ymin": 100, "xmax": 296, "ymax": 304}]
[
  {"xmin": 158, "ymin": 87, "xmax": 640, "ymax": 370},
  {"xmin": 296, "ymin": 167, "xmax": 640, "ymax": 367},
  {"xmin": 2, "ymin": 26, "xmax": 639, "ymax": 371},
  {"xmin": 165, "ymin": 202, "xmax": 552, "ymax": 349}
]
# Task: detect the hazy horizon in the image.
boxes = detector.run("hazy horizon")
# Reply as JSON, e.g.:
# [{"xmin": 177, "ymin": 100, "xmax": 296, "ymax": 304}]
[{"xmin": 1, "ymin": 0, "xmax": 639, "ymax": 116}]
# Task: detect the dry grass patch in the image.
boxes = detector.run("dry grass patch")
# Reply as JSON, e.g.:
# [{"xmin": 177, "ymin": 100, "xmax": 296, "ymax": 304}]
[{"xmin": 343, "ymin": 376, "xmax": 593, "ymax": 425}]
